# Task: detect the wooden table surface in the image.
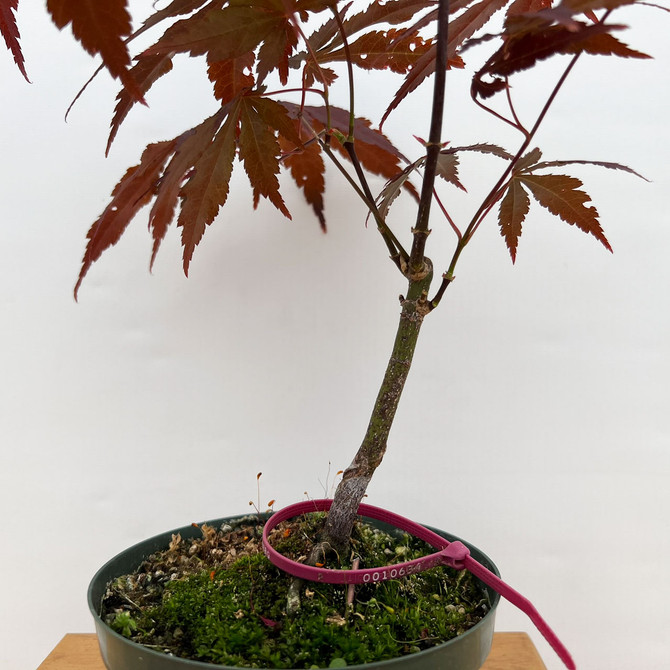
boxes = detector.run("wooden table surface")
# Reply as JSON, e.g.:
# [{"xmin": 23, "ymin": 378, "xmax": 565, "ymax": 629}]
[{"xmin": 38, "ymin": 632, "xmax": 546, "ymax": 669}]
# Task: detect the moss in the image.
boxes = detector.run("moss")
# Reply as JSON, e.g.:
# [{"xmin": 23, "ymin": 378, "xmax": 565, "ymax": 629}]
[{"xmin": 102, "ymin": 515, "xmax": 490, "ymax": 668}]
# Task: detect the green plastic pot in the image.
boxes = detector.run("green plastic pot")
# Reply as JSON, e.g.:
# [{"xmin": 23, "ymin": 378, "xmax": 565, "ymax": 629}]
[{"xmin": 88, "ymin": 513, "xmax": 500, "ymax": 670}]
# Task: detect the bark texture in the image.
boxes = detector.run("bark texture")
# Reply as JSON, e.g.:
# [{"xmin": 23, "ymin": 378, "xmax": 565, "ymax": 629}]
[{"xmin": 321, "ymin": 260, "xmax": 434, "ymax": 550}]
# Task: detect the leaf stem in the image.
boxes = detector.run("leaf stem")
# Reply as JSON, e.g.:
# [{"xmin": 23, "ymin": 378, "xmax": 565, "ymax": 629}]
[
  {"xmin": 329, "ymin": 5, "xmax": 408, "ymax": 267},
  {"xmin": 471, "ymin": 79, "xmax": 529, "ymax": 138},
  {"xmin": 332, "ymin": 7, "xmax": 356, "ymax": 140},
  {"xmin": 505, "ymin": 78, "xmax": 528, "ymax": 137},
  {"xmin": 471, "ymin": 52, "xmax": 583, "ymax": 241},
  {"xmin": 433, "ymin": 187, "xmax": 461, "ymax": 240},
  {"xmin": 262, "ymin": 87, "xmax": 327, "ymax": 100},
  {"xmin": 290, "ymin": 11, "xmax": 334, "ymax": 133},
  {"xmin": 429, "ymin": 50, "xmax": 583, "ymax": 310},
  {"xmin": 317, "ymin": 137, "xmax": 407, "ymax": 269}
]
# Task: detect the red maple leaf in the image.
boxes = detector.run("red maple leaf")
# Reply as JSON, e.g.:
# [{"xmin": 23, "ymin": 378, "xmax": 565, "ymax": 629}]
[
  {"xmin": 47, "ymin": 0, "xmax": 143, "ymax": 101},
  {"xmin": 75, "ymin": 140, "xmax": 178, "ymax": 298},
  {"xmin": 381, "ymin": 0, "xmax": 508, "ymax": 125},
  {"xmin": 144, "ymin": 0, "xmax": 332, "ymax": 85},
  {"xmin": 179, "ymin": 112, "xmax": 238, "ymax": 274},
  {"xmin": 279, "ymin": 121, "xmax": 327, "ymax": 230},
  {"xmin": 498, "ymin": 178, "xmax": 530, "ymax": 262},
  {"xmin": 107, "ymin": 53, "xmax": 174, "ymax": 155},
  {"xmin": 208, "ymin": 51, "xmax": 255, "ymax": 105},
  {"xmin": 320, "ymin": 28, "xmax": 434, "ymax": 74},
  {"xmin": 1, "ymin": 0, "xmax": 28, "ymax": 80},
  {"xmin": 520, "ymin": 173, "xmax": 612, "ymax": 251},
  {"xmin": 149, "ymin": 111, "xmax": 227, "ymax": 273}
]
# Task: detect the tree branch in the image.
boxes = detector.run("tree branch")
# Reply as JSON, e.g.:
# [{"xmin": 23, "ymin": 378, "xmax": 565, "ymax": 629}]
[
  {"xmin": 408, "ymin": 0, "xmax": 450, "ymax": 276},
  {"xmin": 429, "ymin": 50, "xmax": 585, "ymax": 310},
  {"xmin": 321, "ymin": 261, "xmax": 434, "ymax": 549}
]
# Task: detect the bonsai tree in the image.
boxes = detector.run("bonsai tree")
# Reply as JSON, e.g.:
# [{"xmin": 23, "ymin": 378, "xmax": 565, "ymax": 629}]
[
  {"xmin": 2, "ymin": 0, "xmax": 657, "ymax": 549},
  {"xmin": 2, "ymin": 3, "xmax": 663, "ymax": 665}
]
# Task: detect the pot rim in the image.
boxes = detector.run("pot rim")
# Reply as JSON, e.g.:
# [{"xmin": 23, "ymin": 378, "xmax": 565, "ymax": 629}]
[{"xmin": 88, "ymin": 512, "xmax": 501, "ymax": 670}]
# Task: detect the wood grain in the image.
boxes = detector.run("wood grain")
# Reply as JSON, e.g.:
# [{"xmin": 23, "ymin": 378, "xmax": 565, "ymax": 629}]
[{"xmin": 38, "ymin": 632, "xmax": 547, "ymax": 669}]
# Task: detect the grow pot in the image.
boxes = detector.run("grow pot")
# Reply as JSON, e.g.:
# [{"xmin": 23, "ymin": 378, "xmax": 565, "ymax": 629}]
[{"xmin": 88, "ymin": 512, "xmax": 500, "ymax": 670}]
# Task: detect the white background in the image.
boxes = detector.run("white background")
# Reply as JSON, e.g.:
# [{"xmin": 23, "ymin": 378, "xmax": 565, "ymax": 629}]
[{"xmin": 1, "ymin": 3, "xmax": 668, "ymax": 669}]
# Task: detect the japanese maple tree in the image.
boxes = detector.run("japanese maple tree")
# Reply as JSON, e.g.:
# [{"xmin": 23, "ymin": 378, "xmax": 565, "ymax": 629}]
[{"xmin": 2, "ymin": 0, "xmax": 658, "ymax": 551}]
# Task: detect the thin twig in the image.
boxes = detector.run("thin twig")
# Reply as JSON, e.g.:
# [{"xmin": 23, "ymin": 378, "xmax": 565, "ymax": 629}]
[
  {"xmin": 473, "ymin": 94, "xmax": 522, "ymax": 135},
  {"xmin": 432, "ymin": 187, "xmax": 461, "ymax": 240},
  {"xmin": 332, "ymin": 7, "xmax": 356, "ymax": 140},
  {"xmin": 429, "ymin": 50, "xmax": 585, "ymax": 310},
  {"xmin": 332, "ymin": 6, "xmax": 408, "ymax": 266},
  {"xmin": 318, "ymin": 138, "xmax": 407, "ymax": 270},
  {"xmin": 505, "ymin": 77, "xmax": 528, "ymax": 137},
  {"xmin": 290, "ymin": 12, "xmax": 334, "ymax": 132}
]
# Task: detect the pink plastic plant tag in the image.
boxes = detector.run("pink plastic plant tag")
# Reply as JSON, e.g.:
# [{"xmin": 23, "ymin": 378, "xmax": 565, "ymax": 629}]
[{"xmin": 262, "ymin": 499, "xmax": 576, "ymax": 670}]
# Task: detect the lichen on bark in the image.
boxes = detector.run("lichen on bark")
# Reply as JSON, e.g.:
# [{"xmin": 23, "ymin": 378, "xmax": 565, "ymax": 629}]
[{"xmin": 321, "ymin": 260, "xmax": 434, "ymax": 551}]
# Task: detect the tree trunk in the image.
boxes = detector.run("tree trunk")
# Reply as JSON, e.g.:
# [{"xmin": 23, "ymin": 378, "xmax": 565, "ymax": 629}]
[{"xmin": 321, "ymin": 260, "xmax": 433, "ymax": 550}]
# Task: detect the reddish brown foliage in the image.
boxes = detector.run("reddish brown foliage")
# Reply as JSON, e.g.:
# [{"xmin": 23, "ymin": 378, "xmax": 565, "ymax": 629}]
[
  {"xmin": 1, "ymin": 0, "xmax": 654, "ymax": 294},
  {"xmin": 1, "ymin": 0, "xmax": 27, "ymax": 80},
  {"xmin": 47, "ymin": 0, "xmax": 144, "ymax": 100}
]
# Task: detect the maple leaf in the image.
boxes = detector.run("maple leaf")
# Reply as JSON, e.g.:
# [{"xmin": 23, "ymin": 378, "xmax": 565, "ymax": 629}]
[
  {"xmin": 148, "ymin": 110, "xmax": 228, "ymax": 272},
  {"xmin": 496, "ymin": 148, "xmax": 645, "ymax": 260},
  {"xmin": 143, "ymin": 4, "xmax": 278, "ymax": 62},
  {"xmin": 277, "ymin": 103, "xmax": 416, "ymax": 227},
  {"xmin": 136, "ymin": 0, "xmax": 210, "ymax": 37},
  {"xmin": 375, "ymin": 167, "xmax": 415, "ymax": 222},
  {"xmin": 559, "ymin": 0, "xmax": 638, "ymax": 12},
  {"xmin": 238, "ymin": 96, "xmax": 297, "ymax": 218},
  {"xmin": 301, "ymin": 0, "xmax": 455, "ymax": 97},
  {"xmin": 436, "ymin": 152, "xmax": 467, "ymax": 191},
  {"xmin": 47, "ymin": 0, "xmax": 143, "ymax": 101},
  {"xmin": 519, "ymin": 173, "xmax": 612, "ymax": 251},
  {"xmin": 378, "ymin": 0, "xmax": 484, "ymax": 44},
  {"xmin": 294, "ymin": 104, "xmax": 411, "ymax": 183},
  {"xmin": 301, "ymin": 58, "xmax": 338, "ymax": 88},
  {"xmin": 436, "ymin": 142, "xmax": 516, "ymax": 190},
  {"xmin": 279, "ymin": 125, "xmax": 327, "ymax": 230},
  {"xmin": 342, "ymin": 0, "xmax": 437, "ymax": 36},
  {"xmin": 179, "ymin": 111, "xmax": 238, "ymax": 274},
  {"xmin": 381, "ymin": 0, "xmax": 509, "ymax": 125},
  {"xmin": 208, "ymin": 51, "xmax": 255, "ymax": 105},
  {"xmin": 309, "ymin": 0, "xmax": 435, "ymax": 55},
  {"xmin": 498, "ymin": 178, "xmax": 530, "ymax": 262},
  {"xmin": 503, "ymin": 0, "xmax": 637, "ymax": 34},
  {"xmin": 374, "ymin": 147, "xmax": 466, "ymax": 219},
  {"xmin": 81, "ymin": 94, "xmax": 303, "ymax": 282},
  {"xmin": 448, "ymin": 0, "xmax": 513, "ymax": 53},
  {"xmin": 300, "ymin": 13, "xmax": 340, "ymax": 55},
  {"xmin": 144, "ymin": 0, "xmax": 332, "ymax": 85},
  {"xmin": 451, "ymin": 142, "xmax": 514, "ymax": 160},
  {"xmin": 320, "ymin": 29, "xmax": 434, "ymax": 74},
  {"xmin": 107, "ymin": 53, "xmax": 174, "ymax": 155},
  {"xmin": 473, "ymin": 0, "xmax": 650, "ymax": 100},
  {"xmin": 65, "ymin": 0, "xmax": 210, "ymax": 122},
  {"xmin": 256, "ymin": 9, "xmax": 299, "ymax": 85},
  {"xmin": 82, "ymin": 89, "xmax": 314, "ymax": 284},
  {"xmin": 530, "ymin": 158, "xmax": 648, "ymax": 181},
  {"xmin": 515, "ymin": 147, "xmax": 544, "ymax": 172},
  {"xmin": 75, "ymin": 140, "xmax": 178, "ymax": 299},
  {"xmin": 506, "ymin": 0, "xmax": 552, "ymax": 16},
  {"xmin": 1, "ymin": 0, "xmax": 28, "ymax": 81},
  {"xmin": 375, "ymin": 140, "xmax": 512, "ymax": 223},
  {"xmin": 561, "ymin": 31, "xmax": 650, "ymax": 59}
]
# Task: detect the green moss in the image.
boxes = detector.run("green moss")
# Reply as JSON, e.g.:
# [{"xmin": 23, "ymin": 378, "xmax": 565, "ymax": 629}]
[{"xmin": 103, "ymin": 516, "xmax": 490, "ymax": 668}]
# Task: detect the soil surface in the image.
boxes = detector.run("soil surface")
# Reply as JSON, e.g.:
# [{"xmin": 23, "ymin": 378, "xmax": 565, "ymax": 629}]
[{"xmin": 100, "ymin": 513, "xmax": 491, "ymax": 668}]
